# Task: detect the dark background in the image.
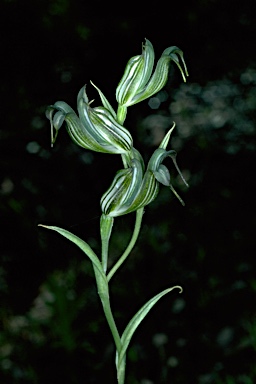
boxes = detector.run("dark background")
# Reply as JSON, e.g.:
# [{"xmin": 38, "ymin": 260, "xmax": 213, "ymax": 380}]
[{"xmin": 1, "ymin": 1, "xmax": 256, "ymax": 383}]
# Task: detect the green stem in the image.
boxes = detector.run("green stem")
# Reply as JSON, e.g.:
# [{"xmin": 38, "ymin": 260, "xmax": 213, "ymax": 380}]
[
  {"xmin": 107, "ymin": 208, "xmax": 144, "ymax": 282},
  {"xmin": 99, "ymin": 104, "xmax": 139, "ymax": 384},
  {"xmin": 93, "ymin": 266, "xmax": 122, "ymax": 354},
  {"xmin": 117, "ymin": 358, "xmax": 126, "ymax": 384},
  {"xmin": 100, "ymin": 214, "xmax": 114, "ymax": 273},
  {"xmin": 116, "ymin": 104, "xmax": 127, "ymax": 125},
  {"xmin": 93, "ymin": 267, "xmax": 126, "ymax": 383}
]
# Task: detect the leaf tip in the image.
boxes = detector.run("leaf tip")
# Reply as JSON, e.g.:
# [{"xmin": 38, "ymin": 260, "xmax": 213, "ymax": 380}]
[{"xmin": 38, "ymin": 224, "xmax": 50, "ymax": 229}]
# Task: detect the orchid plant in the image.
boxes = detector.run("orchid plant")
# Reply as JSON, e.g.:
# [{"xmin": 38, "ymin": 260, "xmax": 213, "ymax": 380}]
[{"xmin": 40, "ymin": 38, "xmax": 189, "ymax": 384}]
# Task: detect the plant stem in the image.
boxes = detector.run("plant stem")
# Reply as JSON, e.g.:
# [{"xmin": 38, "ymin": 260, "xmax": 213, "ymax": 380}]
[
  {"xmin": 94, "ymin": 267, "xmax": 126, "ymax": 383},
  {"xmin": 100, "ymin": 214, "xmax": 114, "ymax": 273},
  {"xmin": 107, "ymin": 208, "xmax": 144, "ymax": 282},
  {"xmin": 117, "ymin": 358, "xmax": 126, "ymax": 384},
  {"xmin": 93, "ymin": 266, "xmax": 122, "ymax": 353},
  {"xmin": 116, "ymin": 104, "xmax": 127, "ymax": 125}
]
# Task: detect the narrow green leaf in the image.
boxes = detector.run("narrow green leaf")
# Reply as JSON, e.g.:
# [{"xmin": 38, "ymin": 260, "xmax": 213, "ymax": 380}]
[
  {"xmin": 116, "ymin": 286, "xmax": 182, "ymax": 369},
  {"xmin": 38, "ymin": 225, "xmax": 106, "ymax": 280}
]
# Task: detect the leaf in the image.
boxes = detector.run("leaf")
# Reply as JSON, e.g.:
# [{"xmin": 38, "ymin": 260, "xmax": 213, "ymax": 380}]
[
  {"xmin": 38, "ymin": 225, "xmax": 106, "ymax": 280},
  {"xmin": 116, "ymin": 285, "xmax": 182, "ymax": 369}
]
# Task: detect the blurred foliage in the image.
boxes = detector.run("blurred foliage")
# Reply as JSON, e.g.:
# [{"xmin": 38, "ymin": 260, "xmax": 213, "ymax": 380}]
[{"xmin": 1, "ymin": 0, "xmax": 256, "ymax": 383}]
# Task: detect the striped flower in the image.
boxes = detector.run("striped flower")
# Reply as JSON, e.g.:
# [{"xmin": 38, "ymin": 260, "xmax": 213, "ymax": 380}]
[
  {"xmin": 46, "ymin": 85, "xmax": 133, "ymax": 154},
  {"xmin": 115, "ymin": 39, "xmax": 188, "ymax": 121},
  {"xmin": 101, "ymin": 124, "xmax": 188, "ymax": 217}
]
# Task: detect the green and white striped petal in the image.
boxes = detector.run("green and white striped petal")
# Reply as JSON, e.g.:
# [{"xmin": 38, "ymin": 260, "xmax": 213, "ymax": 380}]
[
  {"xmin": 90, "ymin": 81, "xmax": 117, "ymax": 119},
  {"xmin": 101, "ymin": 157, "xmax": 144, "ymax": 217},
  {"xmin": 116, "ymin": 39, "xmax": 155, "ymax": 107},
  {"xmin": 116, "ymin": 39, "xmax": 188, "ymax": 108},
  {"xmin": 47, "ymin": 101, "xmax": 103, "ymax": 151},
  {"xmin": 46, "ymin": 86, "xmax": 133, "ymax": 154},
  {"xmin": 100, "ymin": 126, "xmax": 188, "ymax": 217},
  {"xmin": 131, "ymin": 46, "xmax": 188, "ymax": 105}
]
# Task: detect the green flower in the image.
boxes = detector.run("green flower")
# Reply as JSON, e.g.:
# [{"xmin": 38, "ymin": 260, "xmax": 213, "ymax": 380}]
[
  {"xmin": 46, "ymin": 85, "xmax": 133, "ymax": 154},
  {"xmin": 101, "ymin": 124, "xmax": 188, "ymax": 217},
  {"xmin": 116, "ymin": 39, "xmax": 188, "ymax": 109}
]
